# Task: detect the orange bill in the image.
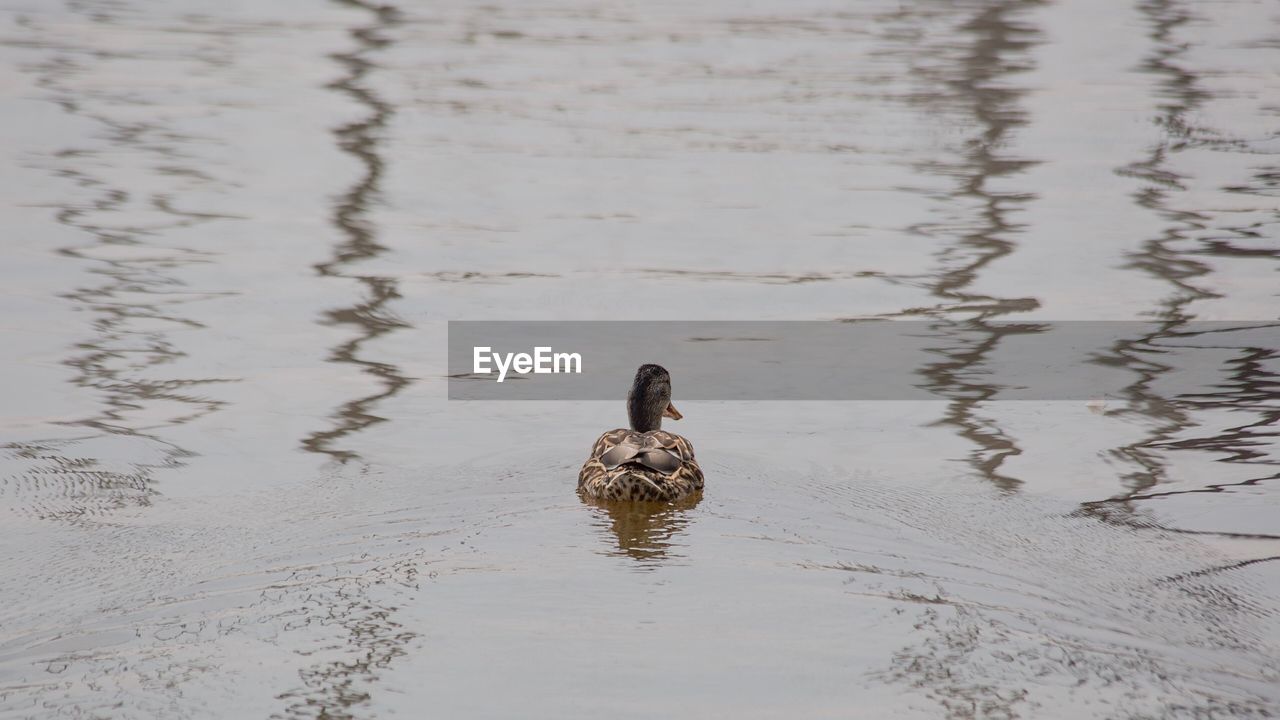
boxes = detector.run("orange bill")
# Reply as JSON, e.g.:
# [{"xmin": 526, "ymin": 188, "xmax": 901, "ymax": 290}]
[{"xmin": 663, "ymin": 403, "xmax": 683, "ymax": 420}]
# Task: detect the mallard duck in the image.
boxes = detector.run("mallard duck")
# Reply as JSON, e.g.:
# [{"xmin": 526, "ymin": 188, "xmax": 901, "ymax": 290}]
[{"xmin": 578, "ymin": 364, "xmax": 704, "ymax": 501}]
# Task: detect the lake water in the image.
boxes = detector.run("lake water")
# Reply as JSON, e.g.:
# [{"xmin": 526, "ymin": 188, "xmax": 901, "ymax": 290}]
[{"xmin": 1, "ymin": 0, "xmax": 1278, "ymax": 717}]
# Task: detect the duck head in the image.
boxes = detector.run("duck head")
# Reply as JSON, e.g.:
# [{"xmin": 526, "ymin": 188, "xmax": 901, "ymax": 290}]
[{"xmin": 627, "ymin": 364, "xmax": 682, "ymax": 432}]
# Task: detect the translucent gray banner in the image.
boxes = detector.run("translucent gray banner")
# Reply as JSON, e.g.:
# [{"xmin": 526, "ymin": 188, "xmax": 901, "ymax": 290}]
[{"xmin": 447, "ymin": 321, "xmax": 1279, "ymax": 401}]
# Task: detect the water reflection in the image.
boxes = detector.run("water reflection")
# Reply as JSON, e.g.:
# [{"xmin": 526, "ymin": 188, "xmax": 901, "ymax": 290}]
[
  {"xmin": 302, "ymin": 0, "xmax": 411, "ymax": 463},
  {"xmin": 916, "ymin": 321, "xmax": 1041, "ymax": 490},
  {"xmin": 891, "ymin": 0, "xmax": 1044, "ymax": 490},
  {"xmin": 1100, "ymin": 0, "xmax": 1214, "ymax": 502},
  {"xmin": 1, "ymin": 11, "xmax": 234, "ymax": 520},
  {"xmin": 1167, "ymin": 341, "xmax": 1280, "ymax": 493},
  {"xmin": 271, "ymin": 554, "xmax": 422, "ymax": 720},
  {"xmin": 1088, "ymin": 0, "xmax": 1280, "ymax": 549},
  {"xmin": 580, "ymin": 495, "xmax": 700, "ymax": 565},
  {"xmin": 1085, "ymin": 325, "xmax": 1280, "ymax": 543},
  {"xmin": 280, "ymin": 2, "xmax": 418, "ymax": 715}
]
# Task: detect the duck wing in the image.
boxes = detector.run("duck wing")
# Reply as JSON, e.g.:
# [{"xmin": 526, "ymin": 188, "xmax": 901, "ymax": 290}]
[{"xmin": 596, "ymin": 430, "xmax": 689, "ymax": 475}]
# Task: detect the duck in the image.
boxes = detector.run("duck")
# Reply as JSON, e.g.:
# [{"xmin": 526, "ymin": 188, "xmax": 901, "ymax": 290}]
[{"xmin": 578, "ymin": 364, "xmax": 704, "ymax": 501}]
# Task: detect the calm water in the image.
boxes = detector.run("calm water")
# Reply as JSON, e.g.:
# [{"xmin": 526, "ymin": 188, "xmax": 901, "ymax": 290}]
[{"xmin": 2, "ymin": 0, "xmax": 1279, "ymax": 717}]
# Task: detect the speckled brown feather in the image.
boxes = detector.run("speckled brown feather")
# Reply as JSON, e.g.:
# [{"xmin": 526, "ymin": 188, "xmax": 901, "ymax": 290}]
[{"xmin": 578, "ymin": 428, "xmax": 704, "ymax": 501}]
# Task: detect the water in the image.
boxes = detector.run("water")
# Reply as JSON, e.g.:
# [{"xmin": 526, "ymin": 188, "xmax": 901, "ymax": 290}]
[{"xmin": 1, "ymin": 0, "xmax": 1278, "ymax": 717}]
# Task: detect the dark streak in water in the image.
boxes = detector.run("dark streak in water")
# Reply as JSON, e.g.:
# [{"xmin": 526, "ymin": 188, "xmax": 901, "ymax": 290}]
[
  {"xmin": 1161, "ymin": 555, "xmax": 1280, "ymax": 583},
  {"xmin": 302, "ymin": 0, "xmax": 411, "ymax": 463},
  {"xmin": 1084, "ymin": 0, "xmax": 1280, "ymax": 554},
  {"xmin": 279, "ymin": 2, "xmax": 417, "ymax": 717},
  {"xmin": 1095, "ymin": 0, "xmax": 1216, "ymax": 506},
  {"xmin": 896, "ymin": 1, "xmax": 1044, "ymax": 491}
]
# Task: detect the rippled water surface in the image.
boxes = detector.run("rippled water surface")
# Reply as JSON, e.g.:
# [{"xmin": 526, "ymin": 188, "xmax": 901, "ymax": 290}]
[{"xmin": 2, "ymin": 0, "xmax": 1279, "ymax": 717}]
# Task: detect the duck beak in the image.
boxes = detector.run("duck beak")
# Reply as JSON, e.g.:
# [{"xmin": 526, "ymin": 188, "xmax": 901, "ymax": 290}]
[{"xmin": 664, "ymin": 402, "xmax": 683, "ymax": 421}]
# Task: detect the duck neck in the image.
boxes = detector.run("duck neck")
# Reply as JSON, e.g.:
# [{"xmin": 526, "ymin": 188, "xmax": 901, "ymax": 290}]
[{"xmin": 627, "ymin": 392, "xmax": 665, "ymax": 432}]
